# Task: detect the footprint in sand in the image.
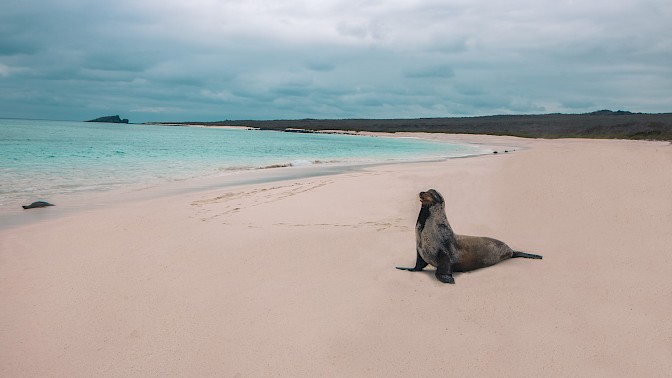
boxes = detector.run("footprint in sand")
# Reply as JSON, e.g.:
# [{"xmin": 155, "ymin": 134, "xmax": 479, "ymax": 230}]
[{"xmin": 191, "ymin": 180, "xmax": 331, "ymax": 221}]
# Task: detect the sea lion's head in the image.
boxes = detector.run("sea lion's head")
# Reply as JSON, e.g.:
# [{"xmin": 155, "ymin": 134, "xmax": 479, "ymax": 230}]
[{"xmin": 419, "ymin": 189, "xmax": 444, "ymax": 207}]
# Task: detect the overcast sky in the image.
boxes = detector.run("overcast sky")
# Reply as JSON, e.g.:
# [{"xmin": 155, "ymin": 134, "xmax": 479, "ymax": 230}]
[{"xmin": 1, "ymin": 0, "xmax": 670, "ymax": 122}]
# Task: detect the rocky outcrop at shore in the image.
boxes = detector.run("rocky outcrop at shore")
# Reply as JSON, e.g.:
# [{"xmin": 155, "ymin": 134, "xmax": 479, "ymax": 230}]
[{"xmin": 86, "ymin": 115, "xmax": 129, "ymax": 124}]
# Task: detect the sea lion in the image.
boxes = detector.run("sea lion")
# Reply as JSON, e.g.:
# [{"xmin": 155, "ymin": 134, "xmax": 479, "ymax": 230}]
[
  {"xmin": 22, "ymin": 201, "xmax": 54, "ymax": 210},
  {"xmin": 396, "ymin": 189, "xmax": 541, "ymax": 284}
]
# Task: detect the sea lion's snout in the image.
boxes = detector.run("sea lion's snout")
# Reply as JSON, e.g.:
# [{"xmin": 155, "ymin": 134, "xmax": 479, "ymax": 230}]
[
  {"xmin": 419, "ymin": 191, "xmax": 434, "ymax": 206},
  {"xmin": 419, "ymin": 189, "xmax": 444, "ymax": 206}
]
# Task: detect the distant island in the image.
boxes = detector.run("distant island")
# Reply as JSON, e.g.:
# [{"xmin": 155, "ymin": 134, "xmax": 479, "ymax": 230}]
[
  {"xmin": 155, "ymin": 110, "xmax": 672, "ymax": 141},
  {"xmin": 87, "ymin": 115, "xmax": 129, "ymax": 124}
]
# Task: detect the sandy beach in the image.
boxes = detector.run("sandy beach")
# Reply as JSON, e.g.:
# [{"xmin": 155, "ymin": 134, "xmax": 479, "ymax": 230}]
[{"xmin": 1, "ymin": 135, "xmax": 671, "ymax": 377}]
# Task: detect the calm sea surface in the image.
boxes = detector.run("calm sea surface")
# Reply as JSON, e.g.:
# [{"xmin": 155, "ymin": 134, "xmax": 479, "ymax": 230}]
[{"xmin": 0, "ymin": 119, "xmax": 484, "ymax": 208}]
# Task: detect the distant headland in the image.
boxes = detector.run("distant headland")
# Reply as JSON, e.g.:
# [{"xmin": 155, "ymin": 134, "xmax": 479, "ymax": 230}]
[
  {"xmin": 153, "ymin": 110, "xmax": 672, "ymax": 141},
  {"xmin": 87, "ymin": 115, "xmax": 129, "ymax": 124}
]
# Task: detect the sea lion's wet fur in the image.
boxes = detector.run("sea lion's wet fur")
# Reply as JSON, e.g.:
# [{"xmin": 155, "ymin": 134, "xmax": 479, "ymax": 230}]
[{"xmin": 397, "ymin": 189, "xmax": 542, "ymax": 284}]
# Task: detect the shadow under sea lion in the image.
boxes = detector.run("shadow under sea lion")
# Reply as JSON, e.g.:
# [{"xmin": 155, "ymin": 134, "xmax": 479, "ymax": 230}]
[{"xmin": 396, "ymin": 189, "xmax": 542, "ymax": 284}]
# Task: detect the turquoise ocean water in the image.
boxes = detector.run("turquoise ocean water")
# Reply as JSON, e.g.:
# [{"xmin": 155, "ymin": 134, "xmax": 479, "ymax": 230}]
[{"xmin": 0, "ymin": 119, "xmax": 484, "ymax": 209}]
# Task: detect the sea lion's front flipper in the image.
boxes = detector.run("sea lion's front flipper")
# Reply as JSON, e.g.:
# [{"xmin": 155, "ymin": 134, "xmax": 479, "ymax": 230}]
[
  {"xmin": 396, "ymin": 250, "xmax": 429, "ymax": 272},
  {"xmin": 435, "ymin": 253, "xmax": 455, "ymax": 284}
]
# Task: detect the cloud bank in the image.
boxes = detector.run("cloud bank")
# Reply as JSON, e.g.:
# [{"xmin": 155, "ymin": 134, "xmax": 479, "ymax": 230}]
[{"xmin": 1, "ymin": 0, "xmax": 670, "ymax": 122}]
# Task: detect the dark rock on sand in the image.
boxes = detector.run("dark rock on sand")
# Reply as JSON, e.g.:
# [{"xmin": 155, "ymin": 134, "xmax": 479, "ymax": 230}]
[{"xmin": 22, "ymin": 201, "xmax": 55, "ymax": 210}]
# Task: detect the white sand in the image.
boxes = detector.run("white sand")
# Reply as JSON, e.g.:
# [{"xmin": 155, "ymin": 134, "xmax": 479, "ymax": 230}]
[{"xmin": 1, "ymin": 135, "xmax": 671, "ymax": 377}]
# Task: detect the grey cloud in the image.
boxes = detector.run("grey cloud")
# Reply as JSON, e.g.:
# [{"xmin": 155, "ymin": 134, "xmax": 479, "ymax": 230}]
[
  {"xmin": 305, "ymin": 60, "xmax": 336, "ymax": 72},
  {"xmin": 83, "ymin": 51, "xmax": 155, "ymax": 73},
  {"xmin": 336, "ymin": 20, "xmax": 386, "ymax": 40},
  {"xmin": 403, "ymin": 64, "xmax": 455, "ymax": 79},
  {"xmin": 0, "ymin": 35, "xmax": 41, "ymax": 56},
  {"xmin": 429, "ymin": 37, "xmax": 470, "ymax": 54},
  {"xmin": 455, "ymin": 84, "xmax": 485, "ymax": 96},
  {"xmin": 561, "ymin": 99, "xmax": 596, "ymax": 110},
  {"xmin": 270, "ymin": 83, "xmax": 315, "ymax": 97},
  {"xmin": 0, "ymin": 0, "xmax": 670, "ymax": 122}
]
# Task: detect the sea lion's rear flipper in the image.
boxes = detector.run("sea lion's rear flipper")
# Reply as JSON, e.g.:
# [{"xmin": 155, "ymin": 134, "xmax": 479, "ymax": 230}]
[
  {"xmin": 396, "ymin": 250, "xmax": 429, "ymax": 272},
  {"xmin": 511, "ymin": 251, "xmax": 543, "ymax": 259}
]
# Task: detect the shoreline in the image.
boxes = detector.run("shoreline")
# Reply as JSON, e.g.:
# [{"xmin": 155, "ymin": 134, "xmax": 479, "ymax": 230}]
[
  {"xmin": 1, "ymin": 134, "xmax": 671, "ymax": 376},
  {"xmin": 0, "ymin": 132, "xmax": 500, "ymax": 231}
]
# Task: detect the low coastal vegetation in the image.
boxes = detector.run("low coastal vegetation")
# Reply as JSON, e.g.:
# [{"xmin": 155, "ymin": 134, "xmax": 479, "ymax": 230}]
[{"xmin": 161, "ymin": 110, "xmax": 672, "ymax": 141}]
